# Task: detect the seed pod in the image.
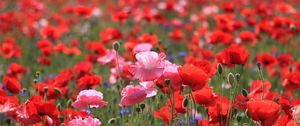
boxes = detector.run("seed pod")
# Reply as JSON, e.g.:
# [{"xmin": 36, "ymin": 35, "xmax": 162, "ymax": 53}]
[
  {"xmin": 59, "ymin": 116, "xmax": 64, "ymax": 123},
  {"xmin": 44, "ymin": 87, "xmax": 49, "ymax": 93},
  {"xmin": 273, "ymin": 97, "xmax": 279, "ymax": 102},
  {"xmin": 54, "ymin": 88, "xmax": 61, "ymax": 95},
  {"xmin": 242, "ymin": 89, "xmax": 248, "ymax": 98},
  {"xmin": 22, "ymin": 88, "xmax": 27, "ymax": 93},
  {"xmin": 67, "ymin": 99, "xmax": 72, "ymax": 106},
  {"xmin": 108, "ymin": 118, "xmax": 117, "ymax": 124},
  {"xmin": 180, "ymin": 86, "xmax": 184, "ymax": 93},
  {"xmin": 35, "ymin": 71, "xmax": 41, "ymax": 78},
  {"xmin": 183, "ymin": 96, "xmax": 189, "ymax": 107},
  {"xmin": 136, "ymin": 107, "xmax": 141, "ymax": 113},
  {"xmin": 256, "ymin": 62, "xmax": 261, "ymax": 70},
  {"xmin": 235, "ymin": 73, "xmax": 241, "ymax": 82},
  {"xmin": 140, "ymin": 103, "xmax": 146, "ymax": 110},
  {"xmin": 217, "ymin": 63, "xmax": 223, "ymax": 75},
  {"xmin": 33, "ymin": 79, "xmax": 38, "ymax": 83},
  {"xmin": 289, "ymin": 66, "xmax": 293, "ymax": 72},
  {"xmin": 236, "ymin": 115, "xmax": 242, "ymax": 122},
  {"xmin": 113, "ymin": 41, "xmax": 120, "ymax": 51},
  {"xmin": 227, "ymin": 73, "xmax": 235, "ymax": 86},
  {"xmin": 165, "ymin": 79, "xmax": 170, "ymax": 85}
]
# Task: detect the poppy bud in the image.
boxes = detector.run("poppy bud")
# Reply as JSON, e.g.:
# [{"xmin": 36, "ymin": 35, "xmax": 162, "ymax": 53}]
[
  {"xmin": 44, "ymin": 87, "xmax": 49, "ymax": 93},
  {"xmin": 113, "ymin": 41, "xmax": 120, "ymax": 51},
  {"xmin": 273, "ymin": 97, "xmax": 279, "ymax": 103},
  {"xmin": 183, "ymin": 96, "xmax": 189, "ymax": 107},
  {"xmin": 54, "ymin": 88, "xmax": 61, "ymax": 95},
  {"xmin": 57, "ymin": 103, "xmax": 61, "ymax": 110},
  {"xmin": 242, "ymin": 89, "xmax": 248, "ymax": 98},
  {"xmin": 140, "ymin": 103, "xmax": 146, "ymax": 110},
  {"xmin": 227, "ymin": 73, "xmax": 235, "ymax": 85},
  {"xmin": 256, "ymin": 62, "xmax": 261, "ymax": 70},
  {"xmin": 217, "ymin": 63, "xmax": 223, "ymax": 75},
  {"xmin": 236, "ymin": 115, "xmax": 242, "ymax": 122},
  {"xmin": 33, "ymin": 79, "xmax": 38, "ymax": 83},
  {"xmin": 35, "ymin": 71, "xmax": 41, "ymax": 78},
  {"xmin": 165, "ymin": 79, "xmax": 170, "ymax": 85},
  {"xmin": 180, "ymin": 86, "xmax": 184, "ymax": 93},
  {"xmin": 290, "ymin": 24, "xmax": 296, "ymax": 31},
  {"xmin": 22, "ymin": 88, "xmax": 27, "ymax": 93},
  {"xmin": 136, "ymin": 107, "xmax": 141, "ymax": 113},
  {"xmin": 108, "ymin": 118, "xmax": 117, "ymax": 124},
  {"xmin": 59, "ymin": 116, "xmax": 64, "ymax": 123},
  {"xmin": 67, "ymin": 99, "xmax": 72, "ymax": 106},
  {"xmin": 235, "ymin": 73, "xmax": 241, "ymax": 82}
]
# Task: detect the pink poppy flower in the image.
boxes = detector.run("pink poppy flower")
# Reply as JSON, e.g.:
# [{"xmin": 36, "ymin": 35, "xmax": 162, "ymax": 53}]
[
  {"xmin": 97, "ymin": 49, "xmax": 124, "ymax": 65},
  {"xmin": 133, "ymin": 43, "xmax": 153, "ymax": 54},
  {"xmin": 69, "ymin": 116, "xmax": 101, "ymax": 126},
  {"xmin": 131, "ymin": 51, "xmax": 166, "ymax": 81},
  {"xmin": 119, "ymin": 85, "xmax": 148, "ymax": 106},
  {"xmin": 140, "ymin": 81, "xmax": 157, "ymax": 97},
  {"xmin": 72, "ymin": 89, "xmax": 107, "ymax": 109}
]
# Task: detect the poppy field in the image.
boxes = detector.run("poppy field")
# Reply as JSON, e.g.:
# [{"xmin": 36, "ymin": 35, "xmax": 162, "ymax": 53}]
[{"xmin": 1, "ymin": 0, "xmax": 300, "ymax": 126}]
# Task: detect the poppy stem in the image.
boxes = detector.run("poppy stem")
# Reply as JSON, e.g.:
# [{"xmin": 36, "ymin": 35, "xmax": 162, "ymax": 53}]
[
  {"xmin": 188, "ymin": 86, "xmax": 196, "ymax": 125},
  {"xmin": 226, "ymin": 73, "xmax": 238, "ymax": 126},
  {"xmin": 257, "ymin": 67, "xmax": 265, "ymax": 100},
  {"xmin": 88, "ymin": 106, "xmax": 96, "ymax": 117}
]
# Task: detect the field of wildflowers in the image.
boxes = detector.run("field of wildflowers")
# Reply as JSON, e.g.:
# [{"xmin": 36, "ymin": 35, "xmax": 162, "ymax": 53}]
[{"xmin": 1, "ymin": 0, "xmax": 300, "ymax": 126}]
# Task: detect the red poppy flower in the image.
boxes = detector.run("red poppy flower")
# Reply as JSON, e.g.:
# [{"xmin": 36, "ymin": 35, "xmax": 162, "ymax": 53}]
[
  {"xmin": 99, "ymin": 27, "xmax": 122, "ymax": 43},
  {"xmin": 178, "ymin": 64, "xmax": 208, "ymax": 91},
  {"xmin": 0, "ymin": 37, "xmax": 21, "ymax": 59},
  {"xmin": 6, "ymin": 63, "xmax": 27, "ymax": 79},
  {"xmin": 85, "ymin": 41, "xmax": 107, "ymax": 56},
  {"xmin": 74, "ymin": 61, "xmax": 93, "ymax": 76},
  {"xmin": 167, "ymin": 91, "xmax": 186, "ymax": 113},
  {"xmin": 208, "ymin": 95, "xmax": 230, "ymax": 124},
  {"xmin": 283, "ymin": 72, "xmax": 300, "ymax": 90},
  {"xmin": 3, "ymin": 75, "xmax": 21, "ymax": 94},
  {"xmin": 77, "ymin": 74, "xmax": 102, "ymax": 90},
  {"xmin": 216, "ymin": 44, "xmax": 249, "ymax": 66},
  {"xmin": 37, "ymin": 40, "xmax": 53, "ymax": 56},
  {"xmin": 208, "ymin": 30, "xmax": 233, "ymax": 45},
  {"xmin": 34, "ymin": 83, "xmax": 68, "ymax": 100},
  {"xmin": 248, "ymin": 80, "xmax": 272, "ymax": 99},
  {"xmin": 247, "ymin": 100, "xmax": 280, "ymax": 126},
  {"xmin": 37, "ymin": 55, "xmax": 51, "ymax": 65},
  {"xmin": 40, "ymin": 25, "xmax": 61, "ymax": 40},
  {"xmin": 15, "ymin": 97, "xmax": 60, "ymax": 125},
  {"xmin": 257, "ymin": 53, "xmax": 277, "ymax": 68},
  {"xmin": 74, "ymin": 6, "xmax": 93, "ymax": 18},
  {"xmin": 185, "ymin": 57, "xmax": 216, "ymax": 77},
  {"xmin": 169, "ymin": 28, "xmax": 184, "ymax": 42},
  {"xmin": 193, "ymin": 88, "xmax": 216, "ymax": 106},
  {"xmin": 139, "ymin": 33, "xmax": 158, "ymax": 45},
  {"xmin": 234, "ymin": 94, "xmax": 248, "ymax": 110},
  {"xmin": 277, "ymin": 54, "xmax": 293, "ymax": 68},
  {"xmin": 239, "ymin": 31, "xmax": 256, "ymax": 45},
  {"xmin": 112, "ymin": 11, "xmax": 129, "ymax": 24},
  {"xmin": 154, "ymin": 105, "xmax": 176, "ymax": 125}
]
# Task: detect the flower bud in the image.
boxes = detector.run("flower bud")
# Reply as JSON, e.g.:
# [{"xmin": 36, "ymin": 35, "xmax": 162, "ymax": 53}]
[
  {"xmin": 113, "ymin": 41, "xmax": 120, "ymax": 51},
  {"xmin": 217, "ymin": 63, "xmax": 223, "ymax": 75},
  {"xmin": 256, "ymin": 62, "xmax": 261, "ymax": 70},
  {"xmin": 165, "ymin": 79, "xmax": 170, "ymax": 85},
  {"xmin": 183, "ymin": 96, "xmax": 189, "ymax": 107},
  {"xmin": 242, "ymin": 89, "xmax": 248, "ymax": 98},
  {"xmin": 108, "ymin": 118, "xmax": 117, "ymax": 124},
  {"xmin": 227, "ymin": 73, "xmax": 235, "ymax": 86}
]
